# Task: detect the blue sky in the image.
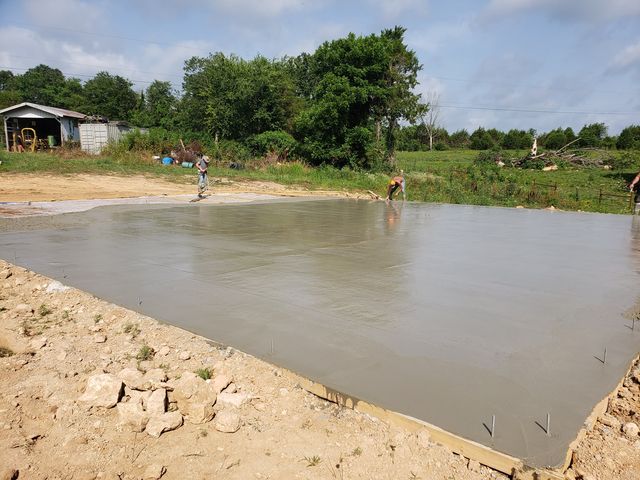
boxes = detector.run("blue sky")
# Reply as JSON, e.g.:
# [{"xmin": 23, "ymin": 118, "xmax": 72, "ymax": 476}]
[{"xmin": 1, "ymin": 0, "xmax": 639, "ymax": 134}]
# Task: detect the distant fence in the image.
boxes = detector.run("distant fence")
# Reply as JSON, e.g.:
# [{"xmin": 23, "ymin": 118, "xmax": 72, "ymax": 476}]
[{"xmin": 412, "ymin": 168, "xmax": 637, "ymax": 214}]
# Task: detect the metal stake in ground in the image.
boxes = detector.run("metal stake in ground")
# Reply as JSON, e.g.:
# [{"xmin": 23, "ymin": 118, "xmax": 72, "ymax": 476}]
[
  {"xmin": 546, "ymin": 413, "xmax": 551, "ymax": 437},
  {"xmin": 491, "ymin": 414, "xmax": 496, "ymax": 438}
]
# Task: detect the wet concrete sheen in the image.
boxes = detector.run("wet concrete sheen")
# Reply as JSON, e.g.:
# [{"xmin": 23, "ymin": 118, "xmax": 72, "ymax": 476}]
[{"xmin": 2, "ymin": 199, "xmax": 639, "ymax": 467}]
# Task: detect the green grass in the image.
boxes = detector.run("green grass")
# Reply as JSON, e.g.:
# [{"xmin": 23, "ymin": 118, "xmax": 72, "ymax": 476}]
[
  {"xmin": 1, "ymin": 148, "xmax": 639, "ymax": 214},
  {"xmin": 195, "ymin": 367, "xmax": 212, "ymax": 380},
  {"xmin": 136, "ymin": 344, "xmax": 154, "ymax": 361},
  {"xmin": 397, "ymin": 149, "xmax": 640, "ymax": 214}
]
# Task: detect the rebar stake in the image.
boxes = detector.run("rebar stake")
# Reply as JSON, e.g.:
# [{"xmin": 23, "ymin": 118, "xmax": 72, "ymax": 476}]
[
  {"xmin": 603, "ymin": 347, "xmax": 607, "ymax": 364},
  {"xmin": 546, "ymin": 413, "xmax": 551, "ymax": 437},
  {"xmin": 491, "ymin": 414, "xmax": 495, "ymax": 438}
]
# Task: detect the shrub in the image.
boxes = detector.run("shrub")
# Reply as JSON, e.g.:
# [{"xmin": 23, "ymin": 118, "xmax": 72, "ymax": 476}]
[
  {"xmin": 136, "ymin": 345, "xmax": 155, "ymax": 361},
  {"xmin": 211, "ymin": 140, "xmax": 251, "ymax": 164},
  {"xmin": 247, "ymin": 130, "xmax": 297, "ymax": 157},
  {"xmin": 434, "ymin": 142, "xmax": 448, "ymax": 151},
  {"xmin": 195, "ymin": 368, "xmax": 212, "ymax": 380},
  {"xmin": 474, "ymin": 148, "xmax": 504, "ymax": 165}
]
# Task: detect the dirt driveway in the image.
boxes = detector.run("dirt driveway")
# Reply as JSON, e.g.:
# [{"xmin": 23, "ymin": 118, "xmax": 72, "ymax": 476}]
[{"xmin": 0, "ymin": 173, "xmax": 356, "ymax": 203}]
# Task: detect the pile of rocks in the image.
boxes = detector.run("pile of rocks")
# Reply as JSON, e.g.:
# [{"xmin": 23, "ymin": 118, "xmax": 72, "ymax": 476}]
[{"xmin": 78, "ymin": 367, "xmax": 248, "ymax": 438}]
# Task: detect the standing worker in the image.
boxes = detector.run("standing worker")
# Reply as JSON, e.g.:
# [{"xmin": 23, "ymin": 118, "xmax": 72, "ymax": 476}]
[
  {"xmin": 386, "ymin": 170, "xmax": 406, "ymax": 202},
  {"xmin": 196, "ymin": 153, "xmax": 210, "ymax": 198},
  {"xmin": 630, "ymin": 171, "xmax": 640, "ymax": 214}
]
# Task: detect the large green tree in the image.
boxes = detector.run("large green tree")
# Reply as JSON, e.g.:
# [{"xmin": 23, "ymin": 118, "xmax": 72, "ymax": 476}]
[
  {"xmin": 294, "ymin": 27, "xmax": 422, "ymax": 168},
  {"xmin": 82, "ymin": 72, "xmax": 138, "ymax": 120},
  {"xmin": 180, "ymin": 53, "xmax": 298, "ymax": 140},
  {"xmin": 617, "ymin": 125, "xmax": 640, "ymax": 150},
  {"xmin": 578, "ymin": 123, "xmax": 607, "ymax": 148},
  {"xmin": 15, "ymin": 64, "xmax": 83, "ymax": 109},
  {"xmin": 132, "ymin": 80, "xmax": 177, "ymax": 128}
]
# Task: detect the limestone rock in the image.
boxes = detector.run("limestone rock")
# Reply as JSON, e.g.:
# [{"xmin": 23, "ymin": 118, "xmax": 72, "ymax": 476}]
[
  {"xmin": 30, "ymin": 337, "xmax": 47, "ymax": 349},
  {"xmin": 78, "ymin": 374, "xmax": 123, "ymax": 408},
  {"xmin": 0, "ymin": 269, "xmax": 12, "ymax": 280},
  {"xmin": 117, "ymin": 400, "xmax": 149, "ymax": 432},
  {"xmin": 416, "ymin": 428, "xmax": 431, "ymax": 449},
  {"xmin": 146, "ymin": 389, "xmax": 167, "ymax": 416},
  {"xmin": 171, "ymin": 372, "xmax": 217, "ymax": 424},
  {"xmin": 15, "ymin": 304, "xmax": 32, "ymax": 314},
  {"xmin": 145, "ymin": 411, "xmax": 183, "ymax": 437},
  {"xmin": 144, "ymin": 369, "xmax": 168, "ymax": 385},
  {"xmin": 599, "ymin": 413, "xmax": 621, "ymax": 430},
  {"xmin": 125, "ymin": 387, "xmax": 152, "ymax": 405},
  {"xmin": 623, "ymin": 422, "xmax": 639, "ymax": 438},
  {"xmin": 178, "ymin": 351, "xmax": 191, "ymax": 361},
  {"xmin": 157, "ymin": 346, "xmax": 170, "ymax": 357},
  {"xmin": 143, "ymin": 464, "xmax": 166, "ymax": 480},
  {"xmin": 117, "ymin": 368, "xmax": 145, "ymax": 390},
  {"xmin": 217, "ymin": 392, "xmax": 249, "ymax": 409},
  {"xmin": 214, "ymin": 410, "xmax": 241, "ymax": 433},
  {"xmin": 212, "ymin": 374, "xmax": 232, "ymax": 394},
  {"xmin": 94, "ymin": 334, "xmax": 107, "ymax": 343},
  {"xmin": 45, "ymin": 281, "xmax": 69, "ymax": 293}
]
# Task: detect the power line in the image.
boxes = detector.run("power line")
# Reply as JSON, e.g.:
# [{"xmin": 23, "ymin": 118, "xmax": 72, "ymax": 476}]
[
  {"xmin": 0, "ymin": 65, "xmax": 172, "ymax": 86},
  {"xmin": 5, "ymin": 21, "xmax": 211, "ymax": 56},
  {"xmin": 3, "ymin": 54, "xmax": 183, "ymax": 82},
  {"xmin": 439, "ymin": 103, "xmax": 640, "ymax": 116},
  {"xmin": 427, "ymin": 74, "xmax": 636, "ymax": 97}
]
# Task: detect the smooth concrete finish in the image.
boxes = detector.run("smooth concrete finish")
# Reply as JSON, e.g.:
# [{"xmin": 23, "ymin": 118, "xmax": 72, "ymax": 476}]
[
  {"xmin": 1, "ymin": 199, "xmax": 639, "ymax": 467},
  {"xmin": 0, "ymin": 193, "xmax": 284, "ymax": 217}
]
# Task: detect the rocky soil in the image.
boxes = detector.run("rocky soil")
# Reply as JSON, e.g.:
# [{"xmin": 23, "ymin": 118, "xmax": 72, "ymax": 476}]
[{"xmin": 0, "ymin": 259, "xmax": 639, "ymax": 480}]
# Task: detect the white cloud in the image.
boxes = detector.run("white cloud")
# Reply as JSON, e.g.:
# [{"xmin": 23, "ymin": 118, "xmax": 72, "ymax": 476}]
[
  {"xmin": 215, "ymin": 0, "xmax": 316, "ymax": 16},
  {"xmin": 365, "ymin": 0, "xmax": 427, "ymax": 19},
  {"xmin": 483, "ymin": 0, "xmax": 640, "ymax": 22},
  {"xmin": 611, "ymin": 40, "xmax": 640, "ymax": 69}
]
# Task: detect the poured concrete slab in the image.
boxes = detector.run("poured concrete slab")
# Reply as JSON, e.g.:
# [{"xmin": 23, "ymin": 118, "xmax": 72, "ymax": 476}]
[{"xmin": 1, "ymin": 199, "xmax": 639, "ymax": 467}]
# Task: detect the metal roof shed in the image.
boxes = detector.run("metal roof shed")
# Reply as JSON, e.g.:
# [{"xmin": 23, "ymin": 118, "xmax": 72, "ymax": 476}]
[{"xmin": 0, "ymin": 102, "xmax": 86, "ymax": 151}]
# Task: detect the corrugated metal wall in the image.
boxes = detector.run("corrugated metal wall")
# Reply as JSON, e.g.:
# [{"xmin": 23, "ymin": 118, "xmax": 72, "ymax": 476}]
[{"xmin": 79, "ymin": 123, "xmax": 126, "ymax": 154}]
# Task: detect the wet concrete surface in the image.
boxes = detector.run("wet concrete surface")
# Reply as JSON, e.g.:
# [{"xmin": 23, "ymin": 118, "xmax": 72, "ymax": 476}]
[{"xmin": 1, "ymin": 199, "xmax": 639, "ymax": 467}]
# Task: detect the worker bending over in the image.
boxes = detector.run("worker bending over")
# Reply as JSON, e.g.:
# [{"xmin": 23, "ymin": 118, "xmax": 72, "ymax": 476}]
[
  {"xmin": 630, "ymin": 171, "xmax": 640, "ymax": 214},
  {"xmin": 386, "ymin": 170, "xmax": 406, "ymax": 202}
]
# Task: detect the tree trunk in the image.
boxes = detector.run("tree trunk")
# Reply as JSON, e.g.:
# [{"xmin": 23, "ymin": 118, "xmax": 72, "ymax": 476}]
[{"xmin": 429, "ymin": 133, "xmax": 433, "ymax": 151}]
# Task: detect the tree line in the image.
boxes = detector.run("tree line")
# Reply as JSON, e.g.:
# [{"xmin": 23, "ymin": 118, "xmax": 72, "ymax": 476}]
[
  {"xmin": 0, "ymin": 27, "xmax": 424, "ymax": 169},
  {"xmin": 396, "ymin": 123, "xmax": 640, "ymax": 152}
]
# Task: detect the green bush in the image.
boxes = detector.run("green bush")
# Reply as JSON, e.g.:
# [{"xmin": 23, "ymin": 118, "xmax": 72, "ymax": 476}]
[
  {"xmin": 211, "ymin": 140, "xmax": 251, "ymax": 163},
  {"xmin": 247, "ymin": 130, "xmax": 297, "ymax": 157},
  {"xmin": 434, "ymin": 142, "xmax": 448, "ymax": 151},
  {"xmin": 474, "ymin": 148, "xmax": 503, "ymax": 165}
]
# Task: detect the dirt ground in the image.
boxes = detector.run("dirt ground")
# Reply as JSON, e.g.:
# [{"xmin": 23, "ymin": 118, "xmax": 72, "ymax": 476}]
[
  {"xmin": 1, "ymin": 174, "xmax": 639, "ymax": 480},
  {"xmin": 0, "ymin": 174, "xmax": 358, "ymax": 203}
]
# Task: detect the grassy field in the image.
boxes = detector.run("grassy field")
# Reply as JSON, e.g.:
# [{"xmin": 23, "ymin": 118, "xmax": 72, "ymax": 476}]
[
  {"xmin": 397, "ymin": 149, "xmax": 639, "ymax": 214},
  {"xmin": 1, "ymin": 148, "xmax": 638, "ymax": 214}
]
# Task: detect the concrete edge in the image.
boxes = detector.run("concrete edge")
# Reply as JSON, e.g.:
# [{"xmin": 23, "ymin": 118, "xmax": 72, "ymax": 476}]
[
  {"xmin": 560, "ymin": 351, "xmax": 640, "ymax": 473},
  {"xmin": 284, "ymin": 370, "xmax": 570, "ymax": 480}
]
